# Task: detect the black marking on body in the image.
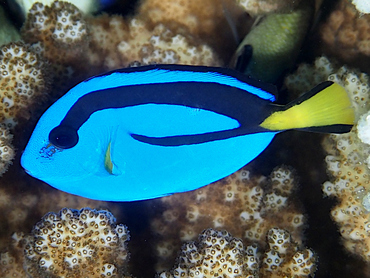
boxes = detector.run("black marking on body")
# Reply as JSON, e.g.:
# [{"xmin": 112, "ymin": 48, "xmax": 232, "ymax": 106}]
[
  {"xmin": 235, "ymin": 45, "xmax": 253, "ymax": 73},
  {"xmin": 50, "ymin": 77, "xmax": 277, "ymax": 149},
  {"xmin": 88, "ymin": 64, "xmax": 278, "ymax": 97}
]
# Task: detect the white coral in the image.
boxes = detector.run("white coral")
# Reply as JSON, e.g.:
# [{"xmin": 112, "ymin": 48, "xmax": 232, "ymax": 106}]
[{"xmin": 24, "ymin": 208, "xmax": 130, "ymax": 277}]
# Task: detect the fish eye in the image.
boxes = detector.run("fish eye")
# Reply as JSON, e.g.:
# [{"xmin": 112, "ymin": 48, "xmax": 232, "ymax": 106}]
[{"xmin": 49, "ymin": 125, "xmax": 79, "ymax": 149}]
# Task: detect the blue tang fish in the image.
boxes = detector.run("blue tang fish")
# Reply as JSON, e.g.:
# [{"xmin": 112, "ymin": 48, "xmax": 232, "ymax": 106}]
[{"xmin": 21, "ymin": 64, "xmax": 354, "ymax": 201}]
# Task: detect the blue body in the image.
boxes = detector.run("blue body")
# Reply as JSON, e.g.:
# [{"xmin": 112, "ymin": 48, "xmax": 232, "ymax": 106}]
[{"xmin": 21, "ymin": 65, "xmax": 278, "ymax": 201}]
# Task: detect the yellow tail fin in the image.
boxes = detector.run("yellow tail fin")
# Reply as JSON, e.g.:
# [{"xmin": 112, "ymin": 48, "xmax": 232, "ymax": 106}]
[{"xmin": 260, "ymin": 81, "xmax": 354, "ymax": 132}]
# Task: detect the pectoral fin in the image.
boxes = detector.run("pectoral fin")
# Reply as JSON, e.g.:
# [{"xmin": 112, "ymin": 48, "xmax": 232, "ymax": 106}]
[
  {"xmin": 104, "ymin": 142, "xmax": 114, "ymax": 174},
  {"xmin": 104, "ymin": 142, "xmax": 122, "ymax": 175}
]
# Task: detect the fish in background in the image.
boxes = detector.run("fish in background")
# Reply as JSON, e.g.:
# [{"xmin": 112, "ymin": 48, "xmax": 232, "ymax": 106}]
[
  {"xmin": 21, "ymin": 64, "xmax": 354, "ymax": 201},
  {"xmin": 230, "ymin": 0, "xmax": 314, "ymax": 83}
]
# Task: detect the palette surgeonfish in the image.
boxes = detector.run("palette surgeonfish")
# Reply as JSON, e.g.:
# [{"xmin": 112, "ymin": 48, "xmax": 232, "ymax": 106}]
[{"xmin": 21, "ymin": 64, "xmax": 354, "ymax": 201}]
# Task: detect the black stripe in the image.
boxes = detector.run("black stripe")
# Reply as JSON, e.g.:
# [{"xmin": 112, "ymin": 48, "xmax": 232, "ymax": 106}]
[
  {"xmin": 51, "ymin": 81, "xmax": 274, "ymax": 148},
  {"xmin": 61, "ymin": 82, "xmax": 273, "ymax": 129},
  {"xmin": 87, "ymin": 64, "xmax": 278, "ymax": 98}
]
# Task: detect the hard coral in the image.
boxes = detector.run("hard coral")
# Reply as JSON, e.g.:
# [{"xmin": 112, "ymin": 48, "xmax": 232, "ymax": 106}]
[
  {"xmin": 22, "ymin": 1, "xmax": 88, "ymax": 48},
  {"xmin": 159, "ymin": 228, "xmax": 316, "ymax": 278},
  {"xmin": 159, "ymin": 229, "xmax": 256, "ymax": 278},
  {"xmin": 0, "ymin": 40, "xmax": 49, "ymax": 178},
  {"xmin": 319, "ymin": 0, "xmax": 370, "ymax": 71},
  {"xmin": 138, "ymin": 0, "xmax": 246, "ymax": 62},
  {"xmin": 15, "ymin": 0, "xmax": 101, "ymax": 16},
  {"xmin": 0, "ymin": 174, "xmax": 124, "ymax": 253},
  {"xmin": 0, "ymin": 233, "xmax": 27, "ymax": 278},
  {"xmin": 284, "ymin": 56, "xmax": 338, "ymax": 96},
  {"xmin": 23, "ymin": 208, "xmax": 130, "ymax": 278},
  {"xmin": 351, "ymin": 0, "xmax": 370, "ymax": 14},
  {"xmin": 261, "ymin": 228, "xmax": 316, "ymax": 277},
  {"xmin": 236, "ymin": 0, "xmax": 303, "ymax": 16},
  {"xmin": 151, "ymin": 166, "xmax": 306, "ymax": 271},
  {"xmin": 21, "ymin": 0, "xmax": 89, "ymax": 82},
  {"xmin": 21, "ymin": 1, "xmax": 223, "ymax": 80},
  {"xmin": 0, "ymin": 126, "xmax": 14, "ymax": 176},
  {"xmin": 0, "ymin": 42, "xmax": 51, "ymax": 128},
  {"xmin": 87, "ymin": 16, "xmax": 222, "ymax": 71},
  {"xmin": 285, "ymin": 56, "xmax": 370, "ymax": 262}
]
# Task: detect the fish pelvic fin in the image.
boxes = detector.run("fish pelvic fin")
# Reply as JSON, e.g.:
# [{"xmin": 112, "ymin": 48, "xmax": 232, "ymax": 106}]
[{"xmin": 259, "ymin": 81, "xmax": 355, "ymax": 133}]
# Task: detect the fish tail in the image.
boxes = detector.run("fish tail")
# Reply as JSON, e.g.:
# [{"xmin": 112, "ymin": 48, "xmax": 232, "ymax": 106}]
[{"xmin": 259, "ymin": 81, "xmax": 355, "ymax": 133}]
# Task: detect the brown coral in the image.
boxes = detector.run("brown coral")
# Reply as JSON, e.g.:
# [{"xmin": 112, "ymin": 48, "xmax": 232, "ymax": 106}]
[
  {"xmin": 319, "ymin": 0, "xmax": 370, "ymax": 71},
  {"xmin": 0, "ymin": 42, "xmax": 51, "ymax": 128},
  {"xmin": 21, "ymin": 1, "xmax": 90, "ymax": 88},
  {"xmin": 151, "ymin": 166, "xmax": 306, "ymax": 271},
  {"xmin": 0, "ymin": 41, "xmax": 49, "ymax": 176},
  {"xmin": 323, "ymin": 127, "xmax": 370, "ymax": 262},
  {"xmin": 261, "ymin": 228, "xmax": 316, "ymax": 277},
  {"xmin": 236, "ymin": 0, "xmax": 304, "ymax": 16},
  {"xmin": 0, "ymin": 232, "xmax": 27, "ymax": 278},
  {"xmin": 0, "ymin": 208, "xmax": 132, "ymax": 278},
  {"xmin": 22, "ymin": 1, "xmax": 89, "ymax": 64},
  {"xmin": 0, "ymin": 175, "xmax": 124, "ymax": 252},
  {"xmin": 86, "ymin": 16, "xmax": 222, "ymax": 71},
  {"xmin": 159, "ymin": 228, "xmax": 316, "ymax": 278},
  {"xmin": 138, "ymin": 0, "xmax": 248, "ymax": 61},
  {"xmin": 285, "ymin": 56, "xmax": 370, "ymax": 263},
  {"xmin": 20, "ymin": 1, "xmax": 224, "ymax": 82},
  {"xmin": 0, "ymin": 125, "xmax": 14, "ymax": 176},
  {"xmin": 23, "ymin": 208, "xmax": 130, "ymax": 278}
]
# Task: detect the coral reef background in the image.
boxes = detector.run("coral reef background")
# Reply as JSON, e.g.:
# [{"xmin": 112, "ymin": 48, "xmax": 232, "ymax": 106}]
[{"xmin": 1, "ymin": 0, "xmax": 370, "ymax": 277}]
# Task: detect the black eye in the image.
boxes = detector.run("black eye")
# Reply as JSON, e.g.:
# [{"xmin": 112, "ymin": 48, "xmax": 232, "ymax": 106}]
[{"xmin": 49, "ymin": 125, "xmax": 79, "ymax": 149}]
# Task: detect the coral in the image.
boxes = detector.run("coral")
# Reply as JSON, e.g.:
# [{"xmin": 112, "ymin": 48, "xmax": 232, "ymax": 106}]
[
  {"xmin": 285, "ymin": 56, "xmax": 370, "ymax": 262},
  {"xmin": 0, "ymin": 0, "xmax": 225, "ymax": 272},
  {"xmin": 260, "ymin": 228, "xmax": 316, "ymax": 277},
  {"xmin": 236, "ymin": 0, "xmax": 303, "ymax": 16},
  {"xmin": 284, "ymin": 56, "xmax": 338, "ymax": 96},
  {"xmin": 0, "ymin": 41, "xmax": 51, "ymax": 128},
  {"xmin": 87, "ymin": 16, "xmax": 222, "ymax": 71},
  {"xmin": 0, "ymin": 125, "xmax": 14, "ymax": 176},
  {"xmin": 14, "ymin": 0, "xmax": 101, "ymax": 16},
  {"xmin": 0, "ymin": 0, "xmax": 358, "ymax": 276},
  {"xmin": 0, "ymin": 41, "xmax": 48, "ymax": 175},
  {"xmin": 0, "ymin": 252, "xmax": 27, "ymax": 278},
  {"xmin": 234, "ymin": 1, "xmax": 313, "ymax": 83},
  {"xmin": 357, "ymin": 111, "xmax": 370, "ymax": 145},
  {"xmin": 0, "ymin": 208, "xmax": 131, "ymax": 278},
  {"xmin": 139, "ymin": 0, "xmax": 230, "ymax": 36},
  {"xmin": 159, "ymin": 229, "xmax": 257, "ymax": 278},
  {"xmin": 0, "ymin": 6, "xmax": 21, "ymax": 46},
  {"xmin": 322, "ymin": 127, "xmax": 370, "ymax": 261},
  {"xmin": 21, "ymin": 1, "xmax": 90, "ymax": 84},
  {"xmin": 137, "ymin": 0, "xmax": 246, "ymax": 61},
  {"xmin": 285, "ymin": 56, "xmax": 370, "ymax": 117},
  {"xmin": 151, "ymin": 166, "xmax": 306, "ymax": 271},
  {"xmin": 20, "ymin": 1, "xmax": 223, "ymax": 81},
  {"xmin": 159, "ymin": 228, "xmax": 316, "ymax": 278},
  {"xmin": 22, "ymin": 1, "xmax": 88, "ymax": 51},
  {"xmin": 319, "ymin": 0, "xmax": 370, "ymax": 70},
  {"xmin": 351, "ymin": 0, "xmax": 370, "ymax": 14},
  {"xmin": 0, "ymin": 233, "xmax": 27, "ymax": 278},
  {"xmin": 23, "ymin": 207, "xmax": 130, "ymax": 277},
  {"xmin": 0, "ymin": 176, "xmax": 124, "ymax": 252}
]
